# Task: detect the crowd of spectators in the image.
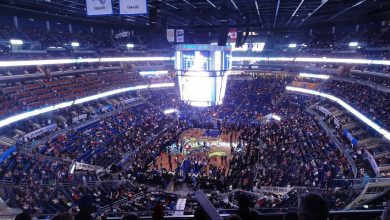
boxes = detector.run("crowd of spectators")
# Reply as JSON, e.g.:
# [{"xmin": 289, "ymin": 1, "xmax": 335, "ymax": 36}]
[
  {"xmin": 320, "ymin": 80, "xmax": 390, "ymax": 130},
  {"xmin": 0, "ymin": 71, "xmax": 388, "ymax": 218},
  {"xmin": 0, "ymin": 21, "xmax": 113, "ymax": 51},
  {"xmin": 344, "ymin": 71, "xmax": 390, "ymax": 88},
  {"xmin": 1, "ymin": 13, "xmax": 390, "ymax": 220},
  {"xmin": 315, "ymin": 101, "xmax": 389, "ymax": 177},
  {"xmin": 232, "ymin": 111, "xmax": 354, "ymax": 188},
  {"xmin": 0, "ymin": 69, "xmax": 143, "ymax": 118}
]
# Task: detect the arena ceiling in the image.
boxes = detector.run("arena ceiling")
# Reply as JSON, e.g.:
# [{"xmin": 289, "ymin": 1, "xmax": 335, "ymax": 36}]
[{"xmin": 2, "ymin": 0, "xmax": 390, "ymax": 29}]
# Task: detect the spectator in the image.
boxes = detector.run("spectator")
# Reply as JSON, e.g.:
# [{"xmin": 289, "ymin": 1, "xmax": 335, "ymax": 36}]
[
  {"xmin": 193, "ymin": 207, "xmax": 211, "ymax": 220},
  {"xmin": 283, "ymin": 210, "xmax": 299, "ymax": 220},
  {"xmin": 236, "ymin": 195, "xmax": 257, "ymax": 220},
  {"xmin": 122, "ymin": 213, "xmax": 141, "ymax": 220},
  {"xmin": 227, "ymin": 214, "xmax": 243, "ymax": 220},
  {"xmin": 382, "ymin": 203, "xmax": 390, "ymax": 220},
  {"xmin": 297, "ymin": 193, "xmax": 329, "ymax": 220},
  {"xmin": 52, "ymin": 213, "xmax": 74, "ymax": 220},
  {"xmin": 15, "ymin": 212, "xmax": 31, "ymax": 220},
  {"xmin": 152, "ymin": 203, "xmax": 164, "ymax": 220},
  {"xmin": 74, "ymin": 195, "xmax": 94, "ymax": 220}
]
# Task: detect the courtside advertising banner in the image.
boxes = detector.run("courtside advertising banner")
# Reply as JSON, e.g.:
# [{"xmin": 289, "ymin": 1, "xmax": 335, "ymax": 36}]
[
  {"xmin": 120, "ymin": 0, "xmax": 148, "ymax": 15},
  {"xmin": 176, "ymin": 29, "xmax": 184, "ymax": 43},
  {"xmin": 167, "ymin": 29, "xmax": 175, "ymax": 42},
  {"xmin": 86, "ymin": 0, "xmax": 113, "ymax": 15}
]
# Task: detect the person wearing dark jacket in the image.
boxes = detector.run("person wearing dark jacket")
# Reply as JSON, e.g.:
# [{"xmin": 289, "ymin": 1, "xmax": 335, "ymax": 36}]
[
  {"xmin": 74, "ymin": 195, "xmax": 95, "ymax": 220},
  {"xmin": 236, "ymin": 195, "xmax": 258, "ymax": 220},
  {"xmin": 298, "ymin": 193, "xmax": 329, "ymax": 220}
]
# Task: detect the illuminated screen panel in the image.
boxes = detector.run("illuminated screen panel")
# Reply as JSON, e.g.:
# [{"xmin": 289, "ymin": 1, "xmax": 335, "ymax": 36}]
[
  {"xmin": 175, "ymin": 44, "xmax": 231, "ymax": 107},
  {"xmin": 182, "ymin": 51, "xmax": 211, "ymax": 71},
  {"xmin": 176, "ymin": 50, "xmax": 230, "ymax": 71},
  {"xmin": 178, "ymin": 72, "xmax": 228, "ymax": 107},
  {"xmin": 180, "ymin": 72, "xmax": 214, "ymax": 107}
]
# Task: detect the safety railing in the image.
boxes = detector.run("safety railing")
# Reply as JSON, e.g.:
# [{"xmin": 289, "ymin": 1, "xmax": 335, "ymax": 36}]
[{"xmin": 3, "ymin": 208, "xmax": 385, "ymax": 220}]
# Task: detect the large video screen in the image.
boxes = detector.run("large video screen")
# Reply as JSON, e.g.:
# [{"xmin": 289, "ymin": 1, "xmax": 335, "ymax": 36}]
[
  {"xmin": 182, "ymin": 51, "xmax": 210, "ymax": 71},
  {"xmin": 175, "ymin": 45, "xmax": 231, "ymax": 107},
  {"xmin": 175, "ymin": 50, "xmax": 231, "ymax": 72},
  {"xmin": 178, "ymin": 72, "xmax": 228, "ymax": 107}
]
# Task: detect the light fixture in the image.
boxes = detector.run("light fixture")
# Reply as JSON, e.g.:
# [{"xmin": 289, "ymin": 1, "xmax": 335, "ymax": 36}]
[
  {"xmin": 149, "ymin": 83, "xmax": 174, "ymax": 88},
  {"xmin": 349, "ymin": 42, "xmax": 358, "ymax": 47},
  {"xmin": 1, "ymin": 56, "xmax": 390, "ymax": 68},
  {"xmin": 164, "ymin": 109, "xmax": 176, "ymax": 115},
  {"xmin": 295, "ymin": 57, "xmax": 372, "ymax": 64},
  {"xmin": 10, "ymin": 39, "xmax": 23, "ymax": 45},
  {"xmin": 288, "ymin": 43, "xmax": 297, "ymax": 48},
  {"xmin": 299, "ymin": 73, "xmax": 330, "ymax": 79},
  {"xmin": 139, "ymin": 70, "xmax": 169, "ymax": 75},
  {"xmin": 0, "ymin": 57, "xmax": 173, "ymax": 67},
  {"xmin": 126, "ymin": 43, "xmax": 134, "ymax": 48},
  {"xmin": 271, "ymin": 114, "xmax": 281, "ymax": 121},
  {"xmin": 71, "ymin": 42, "xmax": 80, "ymax": 47},
  {"xmin": 230, "ymin": 43, "xmax": 249, "ymax": 51},
  {"xmin": 252, "ymin": 42, "xmax": 265, "ymax": 52}
]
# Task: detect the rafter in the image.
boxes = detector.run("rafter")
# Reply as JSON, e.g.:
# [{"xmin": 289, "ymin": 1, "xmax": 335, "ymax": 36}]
[
  {"xmin": 273, "ymin": 0, "xmax": 281, "ymax": 28},
  {"xmin": 159, "ymin": 0, "xmax": 178, "ymax": 9},
  {"xmin": 326, "ymin": 0, "xmax": 367, "ymax": 21},
  {"xmin": 183, "ymin": 0, "xmax": 197, "ymax": 9},
  {"xmin": 299, "ymin": 0, "xmax": 328, "ymax": 26},
  {"xmin": 254, "ymin": 0, "xmax": 262, "ymax": 25},
  {"xmin": 1, "ymin": 0, "xmax": 389, "ymax": 29},
  {"xmin": 206, "ymin": 0, "xmax": 217, "ymax": 8},
  {"xmin": 286, "ymin": 0, "xmax": 304, "ymax": 26},
  {"xmin": 230, "ymin": 0, "xmax": 241, "ymax": 13}
]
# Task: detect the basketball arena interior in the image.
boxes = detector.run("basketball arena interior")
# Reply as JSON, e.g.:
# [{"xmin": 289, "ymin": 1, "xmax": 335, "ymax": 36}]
[{"xmin": 0, "ymin": 0, "xmax": 389, "ymax": 219}]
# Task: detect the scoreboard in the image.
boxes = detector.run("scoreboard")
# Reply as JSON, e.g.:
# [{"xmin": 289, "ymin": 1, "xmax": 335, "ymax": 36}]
[
  {"xmin": 175, "ymin": 44, "xmax": 231, "ymax": 107},
  {"xmin": 182, "ymin": 51, "xmax": 210, "ymax": 71}
]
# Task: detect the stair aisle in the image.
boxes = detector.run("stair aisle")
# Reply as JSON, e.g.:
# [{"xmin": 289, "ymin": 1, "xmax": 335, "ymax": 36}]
[{"xmin": 173, "ymin": 198, "xmax": 187, "ymax": 216}]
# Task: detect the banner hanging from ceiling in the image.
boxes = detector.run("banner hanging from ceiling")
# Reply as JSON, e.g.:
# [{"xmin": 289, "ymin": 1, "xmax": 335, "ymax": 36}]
[
  {"xmin": 86, "ymin": 0, "xmax": 113, "ymax": 15},
  {"xmin": 119, "ymin": 0, "xmax": 148, "ymax": 15},
  {"xmin": 228, "ymin": 28, "xmax": 237, "ymax": 39},
  {"xmin": 176, "ymin": 29, "xmax": 184, "ymax": 43},
  {"xmin": 167, "ymin": 29, "xmax": 175, "ymax": 42}
]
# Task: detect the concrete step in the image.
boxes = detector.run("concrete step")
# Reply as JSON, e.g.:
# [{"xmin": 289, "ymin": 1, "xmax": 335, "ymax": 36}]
[{"xmin": 173, "ymin": 198, "xmax": 187, "ymax": 216}]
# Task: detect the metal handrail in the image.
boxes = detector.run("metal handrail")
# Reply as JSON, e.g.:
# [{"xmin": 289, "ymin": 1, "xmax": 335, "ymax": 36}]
[{"xmin": 1, "ymin": 208, "xmax": 385, "ymax": 219}]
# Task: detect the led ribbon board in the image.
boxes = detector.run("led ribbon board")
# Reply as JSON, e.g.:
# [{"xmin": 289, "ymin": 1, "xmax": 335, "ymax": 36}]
[
  {"xmin": 0, "ymin": 57, "xmax": 173, "ymax": 67},
  {"xmin": 1, "ymin": 56, "xmax": 389, "ymax": 67},
  {"xmin": 231, "ymin": 57, "xmax": 390, "ymax": 66},
  {"xmin": 286, "ymin": 86, "xmax": 390, "ymax": 141},
  {"xmin": 299, "ymin": 73, "xmax": 330, "ymax": 79}
]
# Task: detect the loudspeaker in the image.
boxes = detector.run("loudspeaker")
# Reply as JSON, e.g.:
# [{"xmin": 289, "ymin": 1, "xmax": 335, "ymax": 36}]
[
  {"xmin": 218, "ymin": 0, "xmax": 229, "ymax": 46},
  {"xmin": 218, "ymin": 21, "xmax": 228, "ymax": 46},
  {"xmin": 235, "ymin": 31, "xmax": 243, "ymax": 47},
  {"xmin": 149, "ymin": 8, "xmax": 158, "ymax": 25},
  {"xmin": 241, "ymin": 16, "xmax": 250, "ymax": 46},
  {"xmin": 218, "ymin": 29, "xmax": 228, "ymax": 46}
]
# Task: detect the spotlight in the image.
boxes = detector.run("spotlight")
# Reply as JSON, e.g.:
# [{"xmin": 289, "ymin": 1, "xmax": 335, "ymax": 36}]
[
  {"xmin": 288, "ymin": 43, "xmax": 297, "ymax": 48},
  {"xmin": 10, "ymin": 39, "xmax": 23, "ymax": 45},
  {"xmin": 349, "ymin": 42, "xmax": 358, "ymax": 47}
]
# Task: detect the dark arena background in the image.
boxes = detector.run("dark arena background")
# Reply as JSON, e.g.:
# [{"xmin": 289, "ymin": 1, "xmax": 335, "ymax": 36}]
[{"xmin": 0, "ymin": 0, "xmax": 390, "ymax": 219}]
